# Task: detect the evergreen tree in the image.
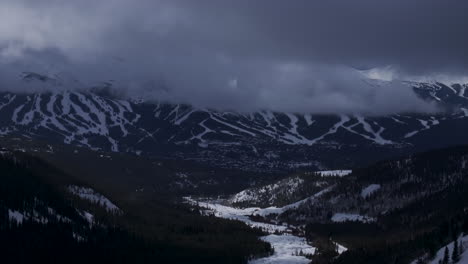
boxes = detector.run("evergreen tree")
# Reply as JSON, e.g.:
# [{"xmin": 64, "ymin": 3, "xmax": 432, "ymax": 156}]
[
  {"xmin": 459, "ymin": 238, "xmax": 464, "ymax": 256},
  {"xmin": 443, "ymin": 246, "xmax": 450, "ymax": 264},
  {"xmin": 453, "ymin": 238, "xmax": 460, "ymax": 263}
]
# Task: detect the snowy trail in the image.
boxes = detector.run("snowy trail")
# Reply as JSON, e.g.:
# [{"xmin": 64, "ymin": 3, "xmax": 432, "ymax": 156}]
[{"xmin": 185, "ymin": 197, "xmax": 316, "ymax": 263}]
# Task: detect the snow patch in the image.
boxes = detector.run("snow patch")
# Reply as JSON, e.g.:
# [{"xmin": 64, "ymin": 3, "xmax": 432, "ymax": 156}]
[
  {"xmin": 331, "ymin": 213, "xmax": 375, "ymax": 223},
  {"xmin": 8, "ymin": 210, "xmax": 25, "ymax": 224},
  {"xmin": 250, "ymin": 234, "xmax": 315, "ymax": 264},
  {"xmin": 230, "ymin": 177, "xmax": 304, "ymax": 204},
  {"xmin": 68, "ymin": 185, "xmax": 121, "ymax": 213},
  {"xmin": 78, "ymin": 210, "xmax": 94, "ymax": 224},
  {"xmin": 361, "ymin": 184, "xmax": 381, "ymax": 198},
  {"xmin": 186, "ymin": 198, "xmax": 289, "ymax": 233},
  {"xmin": 405, "ymin": 118, "xmax": 440, "ymax": 138},
  {"xmin": 411, "ymin": 234, "xmax": 468, "ymax": 264},
  {"xmin": 317, "ymin": 170, "xmax": 352, "ymax": 177}
]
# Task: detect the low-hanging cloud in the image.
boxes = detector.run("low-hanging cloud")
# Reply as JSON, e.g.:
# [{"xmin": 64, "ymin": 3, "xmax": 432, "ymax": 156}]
[{"xmin": 1, "ymin": 0, "xmax": 465, "ymax": 115}]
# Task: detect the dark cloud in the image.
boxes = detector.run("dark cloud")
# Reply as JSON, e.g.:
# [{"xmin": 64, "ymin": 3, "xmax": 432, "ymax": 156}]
[{"xmin": 0, "ymin": 0, "xmax": 465, "ymax": 114}]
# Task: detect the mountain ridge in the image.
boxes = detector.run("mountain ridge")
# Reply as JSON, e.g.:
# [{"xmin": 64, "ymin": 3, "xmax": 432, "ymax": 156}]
[{"xmin": 1, "ymin": 73, "xmax": 468, "ymax": 171}]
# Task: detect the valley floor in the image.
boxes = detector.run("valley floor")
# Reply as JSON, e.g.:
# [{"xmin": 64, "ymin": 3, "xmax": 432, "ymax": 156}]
[{"xmin": 185, "ymin": 197, "xmax": 317, "ymax": 264}]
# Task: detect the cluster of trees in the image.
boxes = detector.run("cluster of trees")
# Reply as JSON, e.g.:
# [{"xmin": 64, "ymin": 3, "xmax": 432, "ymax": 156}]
[
  {"xmin": 278, "ymin": 147, "xmax": 468, "ymax": 226},
  {"xmin": 433, "ymin": 236, "xmax": 465, "ymax": 264},
  {"xmin": 0, "ymin": 152, "xmax": 272, "ymax": 263},
  {"xmin": 309, "ymin": 237, "xmax": 340, "ymax": 264},
  {"xmin": 299, "ymin": 146, "xmax": 468, "ymax": 264},
  {"xmin": 232, "ymin": 173, "xmax": 339, "ymax": 208}
]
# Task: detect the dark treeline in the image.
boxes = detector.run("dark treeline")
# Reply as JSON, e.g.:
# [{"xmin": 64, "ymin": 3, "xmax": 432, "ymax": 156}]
[
  {"xmin": 0, "ymin": 151, "xmax": 271, "ymax": 264},
  {"xmin": 305, "ymin": 146, "xmax": 468, "ymax": 264}
]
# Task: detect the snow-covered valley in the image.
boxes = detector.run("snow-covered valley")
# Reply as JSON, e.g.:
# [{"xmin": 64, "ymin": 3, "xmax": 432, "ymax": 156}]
[
  {"xmin": 185, "ymin": 197, "xmax": 319, "ymax": 263},
  {"xmin": 183, "ymin": 149, "xmax": 468, "ymax": 263},
  {"xmin": 250, "ymin": 235, "xmax": 315, "ymax": 264}
]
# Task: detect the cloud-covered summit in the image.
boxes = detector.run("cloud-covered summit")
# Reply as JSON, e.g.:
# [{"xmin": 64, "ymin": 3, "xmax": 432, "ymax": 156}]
[{"xmin": 1, "ymin": 0, "xmax": 466, "ymax": 114}]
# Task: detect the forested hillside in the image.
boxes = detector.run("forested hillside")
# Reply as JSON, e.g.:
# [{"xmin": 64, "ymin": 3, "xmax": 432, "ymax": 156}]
[
  {"xmin": 201, "ymin": 146, "xmax": 468, "ymax": 263},
  {"xmin": 303, "ymin": 147, "xmax": 468, "ymax": 263},
  {"xmin": 0, "ymin": 150, "xmax": 272, "ymax": 263}
]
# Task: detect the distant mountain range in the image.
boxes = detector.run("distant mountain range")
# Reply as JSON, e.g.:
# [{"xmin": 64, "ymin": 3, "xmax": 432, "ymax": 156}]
[{"xmin": 0, "ymin": 71, "xmax": 468, "ymax": 171}]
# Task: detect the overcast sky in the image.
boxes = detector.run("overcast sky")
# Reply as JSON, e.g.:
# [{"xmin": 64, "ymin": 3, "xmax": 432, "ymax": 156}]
[{"xmin": 1, "ymin": 0, "xmax": 467, "ymax": 114}]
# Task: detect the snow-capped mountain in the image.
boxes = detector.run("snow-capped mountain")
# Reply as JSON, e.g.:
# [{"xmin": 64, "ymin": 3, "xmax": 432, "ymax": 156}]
[{"xmin": 1, "ymin": 72, "xmax": 468, "ymax": 171}]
